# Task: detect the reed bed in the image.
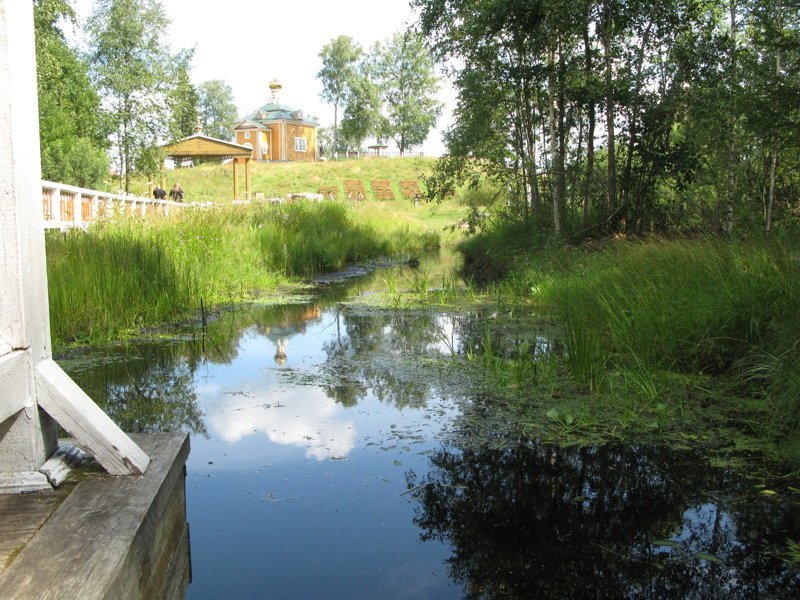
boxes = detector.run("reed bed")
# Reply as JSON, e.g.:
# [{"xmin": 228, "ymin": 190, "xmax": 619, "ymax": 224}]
[
  {"xmin": 511, "ymin": 238, "xmax": 800, "ymax": 443},
  {"xmin": 47, "ymin": 201, "xmax": 439, "ymax": 347}
]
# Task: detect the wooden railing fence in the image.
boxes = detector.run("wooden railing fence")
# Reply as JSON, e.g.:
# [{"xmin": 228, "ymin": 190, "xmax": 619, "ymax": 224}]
[{"xmin": 40, "ymin": 180, "xmax": 204, "ymax": 229}]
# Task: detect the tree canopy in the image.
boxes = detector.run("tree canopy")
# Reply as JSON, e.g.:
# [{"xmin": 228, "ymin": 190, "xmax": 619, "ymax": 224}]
[
  {"xmin": 318, "ymin": 35, "xmax": 363, "ymax": 156},
  {"xmin": 197, "ymin": 79, "xmax": 238, "ymax": 141},
  {"xmin": 34, "ymin": 0, "xmax": 109, "ymax": 188},
  {"xmin": 414, "ymin": 0, "xmax": 800, "ymax": 238},
  {"xmin": 317, "ymin": 31, "xmax": 442, "ymax": 156}
]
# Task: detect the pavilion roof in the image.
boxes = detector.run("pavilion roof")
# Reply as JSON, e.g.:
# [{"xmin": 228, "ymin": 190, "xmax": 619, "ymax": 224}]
[{"xmin": 162, "ymin": 133, "xmax": 253, "ymax": 161}]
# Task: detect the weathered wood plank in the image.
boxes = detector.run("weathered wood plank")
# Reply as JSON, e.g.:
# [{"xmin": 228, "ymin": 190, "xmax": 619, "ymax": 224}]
[
  {"xmin": 0, "ymin": 472, "xmax": 51, "ymax": 494},
  {"xmin": 34, "ymin": 359, "xmax": 150, "ymax": 475},
  {"xmin": 0, "ymin": 492, "xmax": 63, "ymax": 573},
  {"xmin": 0, "ymin": 351, "xmax": 31, "ymax": 424},
  {"xmin": 0, "ymin": 433, "xmax": 189, "ymax": 600}
]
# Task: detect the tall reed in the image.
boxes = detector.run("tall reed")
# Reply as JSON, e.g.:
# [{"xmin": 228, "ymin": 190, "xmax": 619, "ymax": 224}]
[
  {"xmin": 528, "ymin": 238, "xmax": 800, "ymax": 437},
  {"xmin": 47, "ymin": 202, "xmax": 439, "ymax": 348}
]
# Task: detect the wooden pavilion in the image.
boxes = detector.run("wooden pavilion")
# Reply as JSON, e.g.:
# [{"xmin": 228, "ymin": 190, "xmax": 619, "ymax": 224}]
[{"xmin": 162, "ymin": 128, "xmax": 254, "ymax": 200}]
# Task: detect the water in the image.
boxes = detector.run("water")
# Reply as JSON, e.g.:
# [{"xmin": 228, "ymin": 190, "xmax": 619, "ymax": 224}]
[{"xmin": 60, "ymin": 266, "xmax": 800, "ymax": 599}]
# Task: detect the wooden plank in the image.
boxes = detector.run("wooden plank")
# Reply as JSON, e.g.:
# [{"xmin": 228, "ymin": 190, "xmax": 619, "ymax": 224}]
[
  {"xmin": 0, "ymin": 351, "xmax": 30, "ymax": 424},
  {"xmin": 0, "ymin": 472, "xmax": 51, "ymax": 494},
  {"xmin": 0, "ymin": 433, "xmax": 189, "ymax": 600},
  {"xmin": 34, "ymin": 359, "xmax": 150, "ymax": 476},
  {"xmin": 0, "ymin": 492, "xmax": 64, "ymax": 574}
]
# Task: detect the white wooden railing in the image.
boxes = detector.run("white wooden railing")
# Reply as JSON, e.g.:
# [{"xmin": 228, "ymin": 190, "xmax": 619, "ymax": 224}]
[{"xmin": 40, "ymin": 180, "xmax": 197, "ymax": 229}]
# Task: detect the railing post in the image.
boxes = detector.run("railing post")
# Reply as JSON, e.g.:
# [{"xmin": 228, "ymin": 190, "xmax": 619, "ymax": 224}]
[
  {"xmin": 51, "ymin": 186, "xmax": 61, "ymax": 226},
  {"xmin": 73, "ymin": 190, "xmax": 82, "ymax": 227}
]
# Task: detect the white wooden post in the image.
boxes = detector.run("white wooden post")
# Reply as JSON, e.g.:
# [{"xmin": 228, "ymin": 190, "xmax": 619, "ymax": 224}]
[
  {"xmin": 51, "ymin": 185, "xmax": 61, "ymax": 226},
  {"xmin": 0, "ymin": 2, "xmax": 149, "ymax": 484},
  {"xmin": 73, "ymin": 190, "xmax": 82, "ymax": 227}
]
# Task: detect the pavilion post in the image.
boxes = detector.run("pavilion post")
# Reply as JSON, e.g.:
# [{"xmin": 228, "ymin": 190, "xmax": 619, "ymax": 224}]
[
  {"xmin": 233, "ymin": 157, "xmax": 240, "ymax": 200},
  {"xmin": 245, "ymin": 158, "xmax": 251, "ymax": 201},
  {"xmin": 0, "ymin": 2, "xmax": 58, "ymax": 472}
]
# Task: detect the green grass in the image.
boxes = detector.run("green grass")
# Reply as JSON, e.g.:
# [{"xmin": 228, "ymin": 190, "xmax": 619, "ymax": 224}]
[
  {"xmin": 131, "ymin": 157, "xmax": 438, "ymax": 203},
  {"xmin": 47, "ymin": 200, "xmax": 442, "ymax": 349},
  {"xmin": 454, "ymin": 230, "xmax": 800, "ymax": 460}
]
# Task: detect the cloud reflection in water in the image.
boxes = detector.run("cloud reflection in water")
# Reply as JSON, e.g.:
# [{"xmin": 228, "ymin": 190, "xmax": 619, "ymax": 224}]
[{"xmin": 206, "ymin": 385, "xmax": 356, "ymax": 460}]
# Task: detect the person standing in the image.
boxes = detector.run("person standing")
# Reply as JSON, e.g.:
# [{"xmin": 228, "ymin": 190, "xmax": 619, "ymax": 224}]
[{"xmin": 169, "ymin": 183, "xmax": 184, "ymax": 202}]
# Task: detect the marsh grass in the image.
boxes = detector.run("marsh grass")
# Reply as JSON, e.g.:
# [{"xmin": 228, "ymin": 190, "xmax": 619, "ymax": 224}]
[
  {"xmin": 47, "ymin": 201, "xmax": 439, "ymax": 348},
  {"xmin": 512, "ymin": 237, "xmax": 800, "ymax": 449}
]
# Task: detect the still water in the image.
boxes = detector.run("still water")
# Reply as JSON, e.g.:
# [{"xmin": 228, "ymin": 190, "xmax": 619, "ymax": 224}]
[{"xmin": 60, "ymin": 265, "xmax": 800, "ymax": 599}]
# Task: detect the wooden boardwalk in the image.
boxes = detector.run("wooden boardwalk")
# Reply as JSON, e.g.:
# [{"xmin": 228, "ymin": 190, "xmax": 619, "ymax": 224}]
[
  {"xmin": 0, "ymin": 433, "xmax": 190, "ymax": 600},
  {"xmin": 0, "ymin": 491, "xmax": 68, "ymax": 574}
]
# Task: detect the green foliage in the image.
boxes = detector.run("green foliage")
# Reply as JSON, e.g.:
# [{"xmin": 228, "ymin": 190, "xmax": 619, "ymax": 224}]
[
  {"xmin": 167, "ymin": 48, "xmax": 199, "ymax": 141},
  {"xmin": 46, "ymin": 202, "xmax": 439, "ymax": 348},
  {"xmin": 34, "ymin": 0, "xmax": 109, "ymax": 188},
  {"xmin": 87, "ymin": 0, "xmax": 176, "ymax": 191},
  {"xmin": 414, "ymin": 0, "xmax": 800, "ymax": 238},
  {"xmin": 340, "ymin": 73, "xmax": 382, "ymax": 150},
  {"xmin": 492, "ymin": 237, "xmax": 800, "ymax": 441},
  {"xmin": 197, "ymin": 80, "xmax": 238, "ymax": 140},
  {"xmin": 318, "ymin": 35, "xmax": 364, "ymax": 153},
  {"xmin": 374, "ymin": 31, "xmax": 443, "ymax": 155}
]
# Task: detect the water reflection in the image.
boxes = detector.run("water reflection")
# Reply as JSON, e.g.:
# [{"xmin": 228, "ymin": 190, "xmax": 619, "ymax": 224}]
[
  {"xmin": 204, "ymin": 385, "xmax": 356, "ymax": 460},
  {"xmin": 62, "ymin": 343, "xmax": 207, "ymax": 435},
  {"xmin": 406, "ymin": 442, "xmax": 800, "ymax": 599},
  {"xmin": 57, "ymin": 282, "xmax": 800, "ymax": 599}
]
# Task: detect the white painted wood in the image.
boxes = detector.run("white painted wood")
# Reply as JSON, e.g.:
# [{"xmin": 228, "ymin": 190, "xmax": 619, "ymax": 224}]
[
  {"xmin": 1, "ymin": 4, "xmax": 149, "ymax": 480},
  {"xmin": 39, "ymin": 444, "xmax": 86, "ymax": 487},
  {"xmin": 51, "ymin": 186, "xmax": 61, "ymax": 223},
  {"xmin": 0, "ymin": 471, "xmax": 52, "ymax": 494},
  {"xmin": 35, "ymin": 359, "xmax": 150, "ymax": 476},
  {"xmin": 0, "ymin": 1, "xmax": 58, "ymax": 471},
  {"xmin": 0, "ymin": 351, "xmax": 32, "ymax": 424}
]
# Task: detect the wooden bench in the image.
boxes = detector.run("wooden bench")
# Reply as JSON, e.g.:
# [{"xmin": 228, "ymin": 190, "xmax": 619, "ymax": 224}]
[
  {"xmin": 399, "ymin": 180, "xmax": 421, "ymax": 199},
  {"xmin": 317, "ymin": 185, "xmax": 339, "ymax": 200},
  {"xmin": 371, "ymin": 179, "xmax": 395, "ymax": 200},
  {"xmin": 344, "ymin": 179, "xmax": 365, "ymax": 201}
]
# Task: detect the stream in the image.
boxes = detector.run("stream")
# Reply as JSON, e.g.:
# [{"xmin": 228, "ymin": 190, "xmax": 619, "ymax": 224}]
[{"xmin": 59, "ymin": 259, "xmax": 800, "ymax": 599}]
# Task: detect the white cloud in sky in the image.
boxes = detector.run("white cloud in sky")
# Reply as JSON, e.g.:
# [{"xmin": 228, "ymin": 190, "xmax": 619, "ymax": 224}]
[{"xmin": 70, "ymin": 0, "xmax": 453, "ymax": 155}]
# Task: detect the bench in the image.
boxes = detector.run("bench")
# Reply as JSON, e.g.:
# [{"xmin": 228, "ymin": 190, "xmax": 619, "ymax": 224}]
[
  {"xmin": 317, "ymin": 186, "xmax": 339, "ymax": 200},
  {"xmin": 371, "ymin": 179, "xmax": 395, "ymax": 200},
  {"xmin": 344, "ymin": 179, "xmax": 365, "ymax": 201}
]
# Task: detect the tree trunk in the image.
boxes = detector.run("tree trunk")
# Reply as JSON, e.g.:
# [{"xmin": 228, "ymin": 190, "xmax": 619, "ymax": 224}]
[
  {"xmin": 333, "ymin": 104, "xmax": 338, "ymax": 159},
  {"xmin": 765, "ymin": 0, "xmax": 782, "ymax": 237},
  {"xmin": 603, "ymin": 0, "xmax": 616, "ymax": 218},
  {"xmin": 583, "ymin": 18, "xmax": 596, "ymax": 226},
  {"xmin": 556, "ymin": 37, "xmax": 567, "ymax": 231},
  {"xmin": 725, "ymin": 0, "xmax": 737, "ymax": 236},
  {"xmin": 622, "ymin": 22, "xmax": 653, "ymax": 227},
  {"xmin": 548, "ymin": 44, "xmax": 562, "ymax": 234}
]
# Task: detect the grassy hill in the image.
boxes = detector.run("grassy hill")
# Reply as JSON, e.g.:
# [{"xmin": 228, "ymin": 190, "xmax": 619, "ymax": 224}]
[{"xmin": 131, "ymin": 156, "xmax": 438, "ymax": 204}]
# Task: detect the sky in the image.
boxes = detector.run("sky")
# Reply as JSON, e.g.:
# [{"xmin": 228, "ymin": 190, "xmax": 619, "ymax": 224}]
[{"xmin": 70, "ymin": 0, "xmax": 454, "ymax": 156}]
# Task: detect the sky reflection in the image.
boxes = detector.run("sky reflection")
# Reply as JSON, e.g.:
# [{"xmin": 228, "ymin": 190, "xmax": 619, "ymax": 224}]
[{"xmin": 204, "ymin": 384, "xmax": 356, "ymax": 460}]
